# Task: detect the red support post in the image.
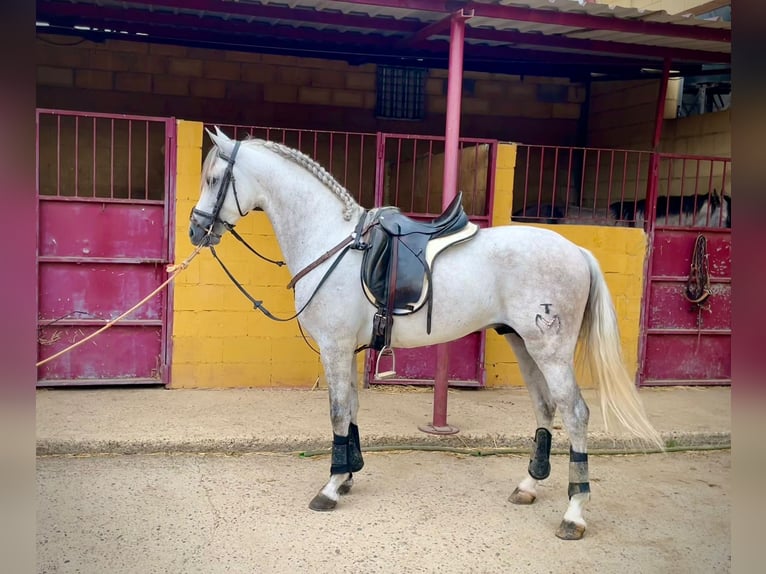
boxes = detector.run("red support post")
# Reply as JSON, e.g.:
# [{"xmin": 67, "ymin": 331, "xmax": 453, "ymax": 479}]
[
  {"xmin": 419, "ymin": 8, "xmax": 473, "ymax": 436},
  {"xmin": 645, "ymin": 58, "xmax": 673, "ymax": 234},
  {"xmin": 637, "ymin": 58, "xmax": 671, "ymax": 387}
]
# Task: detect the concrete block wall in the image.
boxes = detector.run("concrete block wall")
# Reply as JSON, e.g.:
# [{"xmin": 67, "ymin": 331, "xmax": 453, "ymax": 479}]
[{"xmin": 37, "ymin": 33, "xmax": 583, "ymax": 145}]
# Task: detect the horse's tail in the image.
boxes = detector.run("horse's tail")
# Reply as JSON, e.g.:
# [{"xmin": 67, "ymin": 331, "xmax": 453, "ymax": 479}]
[{"xmin": 577, "ymin": 247, "xmax": 664, "ymax": 450}]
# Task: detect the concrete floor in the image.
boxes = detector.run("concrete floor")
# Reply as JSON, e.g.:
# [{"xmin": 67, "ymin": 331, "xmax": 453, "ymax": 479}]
[{"xmin": 37, "ymin": 449, "xmax": 730, "ymax": 574}]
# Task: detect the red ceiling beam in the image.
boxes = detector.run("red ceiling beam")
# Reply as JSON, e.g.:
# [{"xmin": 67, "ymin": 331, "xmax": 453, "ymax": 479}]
[
  {"xmin": 103, "ymin": 0, "xmax": 423, "ymax": 33},
  {"xmin": 37, "ymin": 2, "xmax": 399, "ymax": 47},
  {"xmin": 397, "ymin": 14, "xmax": 453, "ymax": 48},
  {"xmin": 328, "ymin": 0, "xmax": 731, "ymax": 43},
  {"xmin": 39, "ymin": 1, "xmax": 730, "ymax": 63},
  {"xmin": 465, "ymin": 26, "xmax": 730, "ymax": 64},
  {"xmin": 37, "ymin": 1, "xmax": 727, "ymax": 67},
  {"xmin": 39, "ymin": 11, "xmax": 648, "ymax": 71}
]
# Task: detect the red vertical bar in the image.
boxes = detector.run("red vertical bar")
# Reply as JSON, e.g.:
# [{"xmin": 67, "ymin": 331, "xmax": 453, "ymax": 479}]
[
  {"xmin": 358, "ymin": 135, "xmax": 365, "ymax": 205},
  {"xmin": 410, "ymin": 138, "xmax": 417, "ymax": 213},
  {"xmin": 329, "ymin": 132, "xmax": 334, "ymax": 179},
  {"xmin": 592, "ymin": 150, "xmax": 601, "ymax": 213},
  {"xmin": 344, "ymin": 133, "xmax": 349, "ymax": 188},
  {"xmin": 128, "ymin": 120, "xmax": 133, "ymax": 199},
  {"xmin": 606, "ymin": 150, "xmax": 615, "ymax": 210},
  {"xmin": 110, "ymin": 118, "xmax": 114, "ymax": 199},
  {"xmin": 425, "ymin": 9, "xmax": 472, "ymax": 436},
  {"xmin": 426, "ymin": 139, "xmax": 434, "ymax": 214},
  {"xmin": 35, "ymin": 111, "xmax": 41, "ymax": 200},
  {"xmin": 565, "ymin": 147, "xmax": 573, "ymax": 206},
  {"xmin": 374, "ymin": 132, "xmax": 385, "ymax": 207},
  {"xmin": 395, "ymin": 138, "xmax": 402, "ymax": 207},
  {"xmin": 92, "ymin": 117, "xmax": 97, "ymax": 197},
  {"xmin": 578, "ymin": 148, "xmax": 588, "ymax": 213},
  {"xmin": 471, "ymin": 142, "xmax": 479, "ymax": 215},
  {"xmin": 551, "ymin": 146, "xmax": 559, "ymax": 211},
  {"xmin": 441, "ymin": 11, "xmax": 469, "ymax": 209},
  {"xmin": 74, "ymin": 115, "xmax": 79, "ymax": 197},
  {"xmin": 537, "ymin": 146, "xmax": 545, "ymax": 217},
  {"xmin": 621, "ymin": 151, "xmax": 628, "ymax": 204},
  {"xmin": 145, "ymin": 121, "xmax": 150, "ymax": 200},
  {"xmin": 706, "ymin": 159, "xmax": 715, "ymax": 224},
  {"xmin": 663, "ymin": 157, "xmax": 673, "ymax": 225},
  {"xmin": 520, "ymin": 146, "xmax": 530, "ymax": 216},
  {"xmin": 719, "ymin": 160, "xmax": 729, "ymax": 226},
  {"xmin": 633, "ymin": 152, "xmax": 643, "ymax": 220},
  {"xmin": 56, "ymin": 114, "xmax": 61, "ymax": 197}
]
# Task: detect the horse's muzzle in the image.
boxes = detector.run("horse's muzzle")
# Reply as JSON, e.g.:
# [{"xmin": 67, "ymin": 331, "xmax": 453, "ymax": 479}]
[{"xmin": 189, "ymin": 210, "xmax": 221, "ymax": 246}]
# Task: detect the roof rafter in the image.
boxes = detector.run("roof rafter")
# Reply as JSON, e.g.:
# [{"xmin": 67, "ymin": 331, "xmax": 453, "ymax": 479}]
[{"xmin": 332, "ymin": 0, "xmax": 731, "ymax": 43}]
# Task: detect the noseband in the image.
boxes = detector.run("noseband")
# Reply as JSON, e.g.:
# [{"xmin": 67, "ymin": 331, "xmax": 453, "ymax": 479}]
[{"xmin": 190, "ymin": 141, "xmax": 247, "ymax": 240}]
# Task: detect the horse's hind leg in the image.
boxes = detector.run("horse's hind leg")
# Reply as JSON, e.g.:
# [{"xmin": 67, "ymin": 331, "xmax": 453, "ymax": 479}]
[
  {"xmin": 309, "ymin": 347, "xmax": 364, "ymax": 511},
  {"xmin": 505, "ymin": 334, "xmax": 556, "ymax": 506}
]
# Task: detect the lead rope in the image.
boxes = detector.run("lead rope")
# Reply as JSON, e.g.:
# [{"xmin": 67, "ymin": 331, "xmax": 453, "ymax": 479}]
[{"xmin": 684, "ymin": 234, "xmax": 711, "ymax": 351}]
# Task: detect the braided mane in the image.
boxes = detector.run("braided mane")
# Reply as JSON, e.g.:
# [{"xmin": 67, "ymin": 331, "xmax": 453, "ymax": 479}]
[{"xmin": 247, "ymin": 139, "xmax": 359, "ymax": 221}]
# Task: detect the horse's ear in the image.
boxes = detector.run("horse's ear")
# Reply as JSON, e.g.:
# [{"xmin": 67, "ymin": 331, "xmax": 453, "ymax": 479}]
[{"xmin": 206, "ymin": 126, "xmax": 231, "ymax": 149}]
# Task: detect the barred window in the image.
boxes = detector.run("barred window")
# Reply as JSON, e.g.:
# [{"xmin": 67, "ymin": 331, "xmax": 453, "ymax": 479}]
[{"xmin": 375, "ymin": 65, "xmax": 426, "ymax": 120}]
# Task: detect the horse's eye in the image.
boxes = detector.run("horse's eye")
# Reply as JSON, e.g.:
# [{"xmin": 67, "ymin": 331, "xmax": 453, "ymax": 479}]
[{"xmin": 207, "ymin": 176, "xmax": 219, "ymax": 187}]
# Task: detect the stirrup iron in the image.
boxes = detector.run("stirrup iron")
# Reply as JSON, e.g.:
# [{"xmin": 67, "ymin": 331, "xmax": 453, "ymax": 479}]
[{"xmin": 375, "ymin": 346, "xmax": 397, "ymax": 379}]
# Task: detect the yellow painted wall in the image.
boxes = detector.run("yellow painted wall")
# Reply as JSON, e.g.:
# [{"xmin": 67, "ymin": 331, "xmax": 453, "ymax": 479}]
[
  {"xmin": 484, "ymin": 143, "xmax": 648, "ymax": 389},
  {"xmin": 171, "ymin": 131, "xmax": 646, "ymax": 389},
  {"xmin": 171, "ymin": 119, "xmax": 334, "ymax": 388}
]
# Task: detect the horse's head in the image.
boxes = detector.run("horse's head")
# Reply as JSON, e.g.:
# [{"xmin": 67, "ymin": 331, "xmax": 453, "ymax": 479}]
[
  {"xmin": 189, "ymin": 127, "xmax": 260, "ymax": 246},
  {"xmin": 708, "ymin": 188, "xmax": 732, "ymax": 228}
]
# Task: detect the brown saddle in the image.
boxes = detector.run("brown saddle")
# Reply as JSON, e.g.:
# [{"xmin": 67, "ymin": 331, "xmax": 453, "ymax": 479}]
[{"xmin": 358, "ymin": 191, "xmax": 479, "ymax": 351}]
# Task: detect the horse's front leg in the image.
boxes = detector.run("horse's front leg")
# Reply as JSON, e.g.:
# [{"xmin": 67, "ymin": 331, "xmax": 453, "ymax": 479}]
[{"xmin": 309, "ymin": 349, "xmax": 364, "ymax": 511}]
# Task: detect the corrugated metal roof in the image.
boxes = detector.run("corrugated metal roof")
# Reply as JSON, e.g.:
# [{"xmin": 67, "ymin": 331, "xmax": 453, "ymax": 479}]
[{"xmin": 36, "ymin": 0, "xmax": 731, "ymax": 78}]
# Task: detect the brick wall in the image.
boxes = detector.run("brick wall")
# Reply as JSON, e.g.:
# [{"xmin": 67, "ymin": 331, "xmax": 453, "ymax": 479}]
[{"xmin": 37, "ymin": 33, "xmax": 583, "ymax": 145}]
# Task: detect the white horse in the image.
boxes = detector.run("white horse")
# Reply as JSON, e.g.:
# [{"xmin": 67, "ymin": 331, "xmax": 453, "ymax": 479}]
[{"xmin": 189, "ymin": 128, "xmax": 663, "ymax": 540}]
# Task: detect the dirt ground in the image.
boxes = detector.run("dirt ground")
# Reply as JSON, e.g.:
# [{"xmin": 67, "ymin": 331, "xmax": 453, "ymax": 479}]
[{"xmin": 37, "ymin": 449, "xmax": 730, "ymax": 574}]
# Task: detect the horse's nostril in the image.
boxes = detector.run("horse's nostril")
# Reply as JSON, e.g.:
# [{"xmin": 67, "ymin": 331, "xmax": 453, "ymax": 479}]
[{"xmin": 189, "ymin": 227, "xmax": 194, "ymax": 238}]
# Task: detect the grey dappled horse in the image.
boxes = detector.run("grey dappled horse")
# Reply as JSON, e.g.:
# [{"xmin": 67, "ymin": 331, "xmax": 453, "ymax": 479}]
[{"xmin": 189, "ymin": 128, "xmax": 663, "ymax": 540}]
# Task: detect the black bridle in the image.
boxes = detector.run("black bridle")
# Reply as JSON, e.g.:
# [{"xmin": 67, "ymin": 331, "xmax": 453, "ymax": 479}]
[
  {"xmin": 188, "ymin": 140, "xmax": 370, "ymax": 353},
  {"xmin": 190, "ymin": 142, "xmax": 285, "ymax": 266},
  {"xmin": 190, "ymin": 141, "xmax": 245, "ymax": 242}
]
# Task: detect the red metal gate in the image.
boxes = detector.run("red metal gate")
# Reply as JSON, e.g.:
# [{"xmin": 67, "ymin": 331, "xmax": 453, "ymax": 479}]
[
  {"xmin": 511, "ymin": 144, "xmax": 731, "ymax": 387},
  {"xmin": 367, "ymin": 133, "xmax": 497, "ymax": 387},
  {"xmin": 36, "ymin": 110, "xmax": 176, "ymax": 386},
  {"xmin": 639, "ymin": 154, "xmax": 731, "ymax": 386}
]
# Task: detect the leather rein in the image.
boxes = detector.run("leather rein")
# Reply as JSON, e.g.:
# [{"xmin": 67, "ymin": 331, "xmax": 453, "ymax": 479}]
[{"xmin": 190, "ymin": 142, "xmax": 374, "ymax": 341}]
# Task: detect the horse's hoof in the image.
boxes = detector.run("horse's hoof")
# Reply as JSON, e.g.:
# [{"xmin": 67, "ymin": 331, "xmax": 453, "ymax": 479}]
[
  {"xmin": 309, "ymin": 493, "xmax": 337, "ymax": 511},
  {"xmin": 508, "ymin": 487, "xmax": 536, "ymax": 505},
  {"xmin": 555, "ymin": 520, "xmax": 586, "ymax": 540},
  {"xmin": 338, "ymin": 478, "xmax": 354, "ymax": 495}
]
